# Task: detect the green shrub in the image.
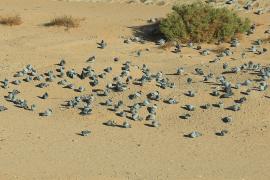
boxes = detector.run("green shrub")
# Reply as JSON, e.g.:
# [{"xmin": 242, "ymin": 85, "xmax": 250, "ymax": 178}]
[{"xmin": 159, "ymin": 2, "xmax": 251, "ymax": 43}]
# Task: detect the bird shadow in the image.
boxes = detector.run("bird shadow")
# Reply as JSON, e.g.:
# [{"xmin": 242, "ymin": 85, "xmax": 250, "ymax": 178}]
[
  {"xmin": 179, "ymin": 116, "xmax": 188, "ymax": 119},
  {"xmin": 107, "ymin": 108, "xmax": 116, "ymax": 112},
  {"xmin": 144, "ymin": 124, "xmax": 154, "ymax": 127},
  {"xmin": 76, "ymin": 133, "xmax": 85, "ymax": 136},
  {"xmin": 102, "ymin": 123, "xmax": 124, "ymax": 128},
  {"xmin": 181, "ymin": 106, "xmax": 189, "ymax": 111},
  {"xmin": 240, "ymin": 92, "xmax": 250, "ymax": 95},
  {"xmin": 37, "ymin": 96, "xmax": 44, "ymax": 99},
  {"xmin": 183, "ymin": 134, "xmax": 192, "ymax": 138}
]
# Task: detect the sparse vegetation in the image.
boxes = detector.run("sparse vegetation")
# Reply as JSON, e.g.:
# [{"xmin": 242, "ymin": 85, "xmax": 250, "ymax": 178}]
[
  {"xmin": 45, "ymin": 16, "xmax": 82, "ymax": 29},
  {"xmin": 0, "ymin": 15, "xmax": 22, "ymax": 26},
  {"xmin": 159, "ymin": 2, "xmax": 251, "ymax": 43}
]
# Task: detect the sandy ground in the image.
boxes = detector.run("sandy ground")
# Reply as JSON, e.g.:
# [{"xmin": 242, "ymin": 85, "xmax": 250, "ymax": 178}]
[{"xmin": 0, "ymin": 0, "xmax": 270, "ymax": 179}]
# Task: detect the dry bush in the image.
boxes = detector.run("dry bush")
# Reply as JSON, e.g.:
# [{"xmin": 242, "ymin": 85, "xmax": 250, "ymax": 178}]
[
  {"xmin": 0, "ymin": 15, "xmax": 22, "ymax": 26},
  {"xmin": 45, "ymin": 16, "xmax": 82, "ymax": 29}
]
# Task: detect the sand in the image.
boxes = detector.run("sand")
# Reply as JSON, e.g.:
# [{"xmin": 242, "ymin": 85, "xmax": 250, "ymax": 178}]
[{"xmin": 0, "ymin": 0, "xmax": 270, "ymax": 179}]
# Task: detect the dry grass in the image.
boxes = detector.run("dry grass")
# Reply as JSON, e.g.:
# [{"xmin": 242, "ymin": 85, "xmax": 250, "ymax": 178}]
[
  {"xmin": 44, "ymin": 16, "xmax": 82, "ymax": 29},
  {"xmin": 0, "ymin": 15, "xmax": 22, "ymax": 26}
]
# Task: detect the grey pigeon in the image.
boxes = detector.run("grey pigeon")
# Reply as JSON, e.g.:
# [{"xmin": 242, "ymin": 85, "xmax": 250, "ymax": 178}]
[
  {"xmin": 187, "ymin": 131, "xmax": 202, "ymax": 138},
  {"xmin": 122, "ymin": 121, "xmax": 131, "ymax": 128},
  {"xmin": 0, "ymin": 105, "xmax": 8, "ymax": 112},
  {"xmin": 40, "ymin": 108, "xmax": 53, "ymax": 116},
  {"xmin": 80, "ymin": 130, "xmax": 91, "ymax": 136}
]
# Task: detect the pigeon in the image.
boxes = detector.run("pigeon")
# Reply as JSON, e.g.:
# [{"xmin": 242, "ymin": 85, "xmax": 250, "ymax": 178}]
[
  {"xmin": 236, "ymin": 97, "xmax": 247, "ymax": 104},
  {"xmin": 201, "ymin": 103, "xmax": 211, "ymax": 110},
  {"xmin": 122, "ymin": 121, "xmax": 131, "ymax": 128},
  {"xmin": 230, "ymin": 38, "xmax": 240, "ymax": 47},
  {"xmin": 66, "ymin": 69, "xmax": 77, "ymax": 79},
  {"xmin": 180, "ymin": 113, "xmax": 191, "ymax": 120},
  {"xmin": 129, "ymin": 91, "xmax": 142, "ymax": 100},
  {"xmin": 80, "ymin": 106, "xmax": 92, "ymax": 116},
  {"xmin": 195, "ymin": 68, "xmax": 204, "ymax": 75},
  {"xmin": 187, "ymin": 78, "xmax": 192, "ymax": 84},
  {"xmin": 114, "ymin": 57, "xmax": 119, "ymax": 62},
  {"xmin": 77, "ymin": 86, "xmax": 85, "ymax": 92},
  {"xmin": 222, "ymin": 116, "xmax": 232, "ymax": 123},
  {"xmin": 216, "ymin": 130, "xmax": 229, "ymax": 136},
  {"xmin": 40, "ymin": 108, "xmax": 53, "ymax": 116},
  {"xmin": 148, "ymin": 104, "xmax": 158, "ymax": 114},
  {"xmin": 211, "ymin": 90, "xmax": 220, "ymax": 97},
  {"xmin": 147, "ymin": 91, "xmax": 160, "ymax": 101},
  {"xmin": 187, "ymin": 131, "xmax": 202, "ymax": 138},
  {"xmin": 215, "ymin": 101, "xmax": 224, "ymax": 109},
  {"xmin": 98, "ymin": 40, "xmax": 107, "ymax": 49},
  {"xmin": 185, "ymin": 104, "xmax": 195, "ymax": 111},
  {"xmin": 228, "ymin": 104, "xmax": 240, "ymax": 111},
  {"xmin": 37, "ymin": 83, "xmax": 49, "ymax": 88},
  {"xmin": 166, "ymin": 98, "xmax": 178, "ymax": 104},
  {"xmin": 14, "ymin": 71, "xmax": 24, "ymax": 77},
  {"xmin": 151, "ymin": 120, "xmax": 160, "ymax": 127},
  {"xmin": 58, "ymin": 79, "xmax": 68, "ymax": 86},
  {"xmin": 186, "ymin": 90, "xmax": 196, "ymax": 97},
  {"xmin": 24, "ymin": 76, "xmax": 33, "ymax": 82},
  {"xmin": 12, "ymin": 79, "xmax": 21, "ymax": 85},
  {"xmin": 156, "ymin": 39, "xmax": 166, "ymax": 46},
  {"xmin": 0, "ymin": 105, "xmax": 8, "ymax": 112},
  {"xmin": 223, "ymin": 63, "xmax": 228, "ymax": 70},
  {"xmin": 80, "ymin": 130, "xmax": 91, "ymax": 136},
  {"xmin": 104, "ymin": 120, "xmax": 117, "ymax": 127},
  {"xmin": 87, "ymin": 56, "xmax": 96, "ymax": 63},
  {"xmin": 131, "ymin": 113, "xmax": 142, "ymax": 121},
  {"xmin": 146, "ymin": 114, "xmax": 156, "ymax": 121},
  {"xmin": 41, "ymin": 92, "xmax": 49, "ymax": 99},
  {"xmin": 30, "ymin": 104, "xmax": 36, "ymax": 111},
  {"xmin": 2, "ymin": 78, "xmax": 9, "ymax": 89},
  {"xmin": 65, "ymin": 83, "xmax": 75, "ymax": 89},
  {"xmin": 104, "ymin": 67, "xmax": 112, "ymax": 73},
  {"xmin": 124, "ymin": 39, "xmax": 131, "ymax": 44},
  {"xmin": 141, "ymin": 99, "xmax": 150, "ymax": 106},
  {"xmin": 15, "ymin": 99, "xmax": 28, "ymax": 109},
  {"xmin": 34, "ymin": 75, "xmax": 44, "ymax": 81},
  {"xmin": 104, "ymin": 99, "xmax": 113, "ymax": 106},
  {"xmin": 59, "ymin": 59, "xmax": 66, "ymax": 66},
  {"xmin": 176, "ymin": 67, "xmax": 184, "ymax": 75},
  {"xmin": 116, "ymin": 111, "xmax": 126, "ymax": 117},
  {"xmin": 201, "ymin": 49, "xmax": 210, "ymax": 56}
]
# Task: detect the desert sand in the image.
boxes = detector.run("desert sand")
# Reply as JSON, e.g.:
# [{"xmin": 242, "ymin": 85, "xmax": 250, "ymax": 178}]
[{"xmin": 0, "ymin": 0, "xmax": 270, "ymax": 179}]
